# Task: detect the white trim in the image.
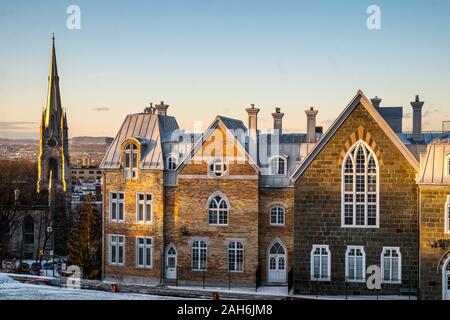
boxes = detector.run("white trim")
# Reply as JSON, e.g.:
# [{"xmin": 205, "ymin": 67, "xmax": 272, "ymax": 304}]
[
  {"xmin": 165, "ymin": 244, "xmax": 177, "ymax": 279},
  {"xmin": 166, "ymin": 153, "xmax": 178, "ymax": 171},
  {"xmin": 109, "ymin": 191, "xmax": 125, "ymax": 223},
  {"xmin": 443, "ymin": 256, "xmax": 450, "ymax": 300},
  {"xmin": 191, "ymin": 240, "xmax": 208, "ymax": 271},
  {"xmin": 267, "ymin": 238, "xmax": 288, "ymax": 283},
  {"xmin": 381, "ymin": 247, "xmax": 402, "ymax": 284},
  {"xmin": 268, "ymin": 155, "xmax": 288, "ymax": 176},
  {"xmin": 269, "ymin": 204, "xmax": 286, "ymax": 226},
  {"xmin": 135, "ymin": 236, "xmax": 153, "ymax": 269},
  {"xmin": 108, "ymin": 234, "xmax": 125, "ymax": 266},
  {"xmin": 135, "ymin": 192, "xmax": 153, "ymax": 224},
  {"xmin": 178, "ymin": 174, "xmax": 258, "ymax": 180},
  {"xmin": 206, "ymin": 191, "xmax": 229, "ymax": 226},
  {"xmin": 341, "ymin": 140, "xmax": 380, "ymax": 228},
  {"xmin": 310, "ymin": 244, "xmax": 331, "ymax": 281},
  {"xmin": 445, "ymin": 154, "xmax": 450, "ymax": 177},
  {"xmin": 345, "ymin": 246, "xmax": 366, "ymax": 283},
  {"xmin": 445, "ymin": 196, "xmax": 450, "ymax": 234},
  {"xmin": 208, "ymin": 158, "xmax": 229, "ymax": 178},
  {"xmin": 227, "ymin": 241, "xmax": 245, "ymax": 272}
]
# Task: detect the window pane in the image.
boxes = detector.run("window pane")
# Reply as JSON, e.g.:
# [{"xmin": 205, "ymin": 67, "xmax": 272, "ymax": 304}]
[
  {"xmin": 118, "ymin": 245, "xmax": 123, "ymax": 264},
  {"xmin": 321, "ymin": 256, "xmax": 328, "ymax": 278},
  {"xmin": 111, "ymin": 202, "xmax": 117, "ymax": 220},
  {"xmin": 356, "ymin": 205, "xmax": 365, "ymax": 225},
  {"xmin": 119, "ymin": 203, "xmax": 124, "ymax": 221},
  {"xmin": 145, "ymin": 204, "xmax": 151, "ymax": 222},
  {"xmin": 138, "ymin": 247, "xmax": 143, "ymax": 265},
  {"xmin": 146, "ymin": 247, "xmax": 151, "ymax": 266},
  {"xmin": 138, "ymin": 203, "xmax": 144, "ymax": 221},
  {"xmin": 111, "ymin": 244, "xmax": 116, "ymax": 263}
]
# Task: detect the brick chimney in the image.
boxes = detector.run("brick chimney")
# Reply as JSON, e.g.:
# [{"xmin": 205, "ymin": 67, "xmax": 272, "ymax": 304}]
[
  {"xmin": 155, "ymin": 101, "xmax": 169, "ymax": 116},
  {"xmin": 371, "ymin": 96, "xmax": 382, "ymax": 109},
  {"xmin": 305, "ymin": 107, "xmax": 318, "ymax": 143},
  {"xmin": 245, "ymin": 104, "xmax": 260, "ymax": 161},
  {"xmin": 271, "ymin": 107, "xmax": 284, "ymax": 134},
  {"xmin": 411, "ymin": 95, "xmax": 424, "ymax": 142}
]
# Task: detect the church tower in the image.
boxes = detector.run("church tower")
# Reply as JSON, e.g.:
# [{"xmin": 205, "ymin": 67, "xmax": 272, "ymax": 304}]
[{"xmin": 37, "ymin": 35, "xmax": 71, "ymax": 193}]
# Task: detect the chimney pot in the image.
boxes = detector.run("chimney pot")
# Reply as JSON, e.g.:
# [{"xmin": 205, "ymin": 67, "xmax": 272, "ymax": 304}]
[
  {"xmin": 272, "ymin": 107, "xmax": 284, "ymax": 134},
  {"xmin": 245, "ymin": 104, "xmax": 260, "ymax": 162},
  {"xmin": 305, "ymin": 107, "xmax": 319, "ymax": 143},
  {"xmin": 155, "ymin": 101, "xmax": 169, "ymax": 116}
]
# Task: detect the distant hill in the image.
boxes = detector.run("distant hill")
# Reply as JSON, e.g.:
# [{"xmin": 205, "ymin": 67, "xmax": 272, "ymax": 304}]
[{"xmin": 69, "ymin": 137, "xmax": 114, "ymax": 144}]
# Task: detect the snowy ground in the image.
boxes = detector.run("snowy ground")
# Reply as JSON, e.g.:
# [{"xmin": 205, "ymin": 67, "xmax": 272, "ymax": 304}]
[{"xmin": 0, "ymin": 274, "xmax": 181, "ymax": 300}]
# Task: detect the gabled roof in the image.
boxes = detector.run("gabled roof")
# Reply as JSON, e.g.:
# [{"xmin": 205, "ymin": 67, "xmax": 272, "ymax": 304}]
[
  {"xmin": 419, "ymin": 139, "xmax": 450, "ymax": 185},
  {"xmin": 290, "ymin": 90, "xmax": 420, "ymax": 182},
  {"xmin": 176, "ymin": 115, "xmax": 259, "ymax": 173},
  {"xmin": 99, "ymin": 113, "xmax": 179, "ymax": 170}
]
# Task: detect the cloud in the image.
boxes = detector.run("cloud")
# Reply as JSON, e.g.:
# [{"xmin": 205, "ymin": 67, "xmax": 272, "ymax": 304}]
[
  {"xmin": 0, "ymin": 122, "xmax": 38, "ymax": 131},
  {"xmin": 92, "ymin": 107, "xmax": 110, "ymax": 112}
]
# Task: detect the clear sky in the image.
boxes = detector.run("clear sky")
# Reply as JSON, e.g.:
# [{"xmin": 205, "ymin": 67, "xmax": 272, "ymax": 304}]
[{"xmin": 1, "ymin": 0, "xmax": 450, "ymax": 138}]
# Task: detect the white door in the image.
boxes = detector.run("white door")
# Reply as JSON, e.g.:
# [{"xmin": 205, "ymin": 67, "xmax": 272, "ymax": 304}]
[
  {"xmin": 166, "ymin": 246, "xmax": 177, "ymax": 280},
  {"xmin": 444, "ymin": 259, "xmax": 450, "ymax": 300},
  {"xmin": 268, "ymin": 242, "xmax": 286, "ymax": 283}
]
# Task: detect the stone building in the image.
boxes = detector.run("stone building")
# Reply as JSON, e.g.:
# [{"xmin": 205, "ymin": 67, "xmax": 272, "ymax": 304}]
[{"xmin": 100, "ymin": 102, "xmax": 319, "ymax": 286}]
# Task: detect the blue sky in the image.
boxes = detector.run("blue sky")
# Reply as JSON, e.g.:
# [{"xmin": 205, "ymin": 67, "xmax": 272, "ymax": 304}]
[{"xmin": 1, "ymin": 0, "xmax": 450, "ymax": 138}]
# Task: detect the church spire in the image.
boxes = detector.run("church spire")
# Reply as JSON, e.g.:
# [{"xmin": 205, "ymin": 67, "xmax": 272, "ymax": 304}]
[{"xmin": 44, "ymin": 34, "xmax": 62, "ymax": 128}]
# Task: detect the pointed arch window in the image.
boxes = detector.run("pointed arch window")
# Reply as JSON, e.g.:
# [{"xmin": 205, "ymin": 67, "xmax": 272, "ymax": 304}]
[
  {"xmin": 124, "ymin": 143, "xmax": 138, "ymax": 179},
  {"xmin": 208, "ymin": 194, "xmax": 228, "ymax": 225},
  {"xmin": 342, "ymin": 141, "xmax": 379, "ymax": 227}
]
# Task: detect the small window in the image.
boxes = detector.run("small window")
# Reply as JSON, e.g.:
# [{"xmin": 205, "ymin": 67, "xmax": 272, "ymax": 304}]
[
  {"xmin": 110, "ymin": 192, "xmax": 125, "ymax": 222},
  {"xmin": 109, "ymin": 235, "xmax": 125, "ymax": 266},
  {"xmin": 209, "ymin": 159, "xmax": 228, "ymax": 177},
  {"xmin": 269, "ymin": 155, "xmax": 287, "ymax": 175},
  {"xmin": 166, "ymin": 154, "xmax": 178, "ymax": 170},
  {"xmin": 310, "ymin": 245, "xmax": 330, "ymax": 281},
  {"xmin": 136, "ymin": 237, "xmax": 152, "ymax": 268},
  {"xmin": 136, "ymin": 193, "xmax": 152, "ymax": 223},
  {"xmin": 192, "ymin": 240, "xmax": 207, "ymax": 270},
  {"xmin": 124, "ymin": 143, "xmax": 138, "ymax": 179},
  {"xmin": 345, "ymin": 246, "xmax": 366, "ymax": 282},
  {"xmin": 381, "ymin": 247, "xmax": 401, "ymax": 283},
  {"xmin": 228, "ymin": 241, "xmax": 244, "ymax": 272},
  {"xmin": 270, "ymin": 206, "xmax": 285, "ymax": 225},
  {"xmin": 208, "ymin": 194, "xmax": 228, "ymax": 225}
]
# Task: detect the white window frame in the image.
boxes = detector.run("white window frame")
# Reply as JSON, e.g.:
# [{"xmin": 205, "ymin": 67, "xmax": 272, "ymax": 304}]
[
  {"xmin": 269, "ymin": 205, "xmax": 285, "ymax": 226},
  {"xmin": 208, "ymin": 159, "xmax": 228, "ymax": 177},
  {"xmin": 166, "ymin": 153, "xmax": 178, "ymax": 171},
  {"xmin": 310, "ymin": 245, "xmax": 331, "ymax": 281},
  {"xmin": 124, "ymin": 143, "xmax": 138, "ymax": 179},
  {"xmin": 445, "ymin": 196, "xmax": 450, "ymax": 234},
  {"xmin": 341, "ymin": 140, "xmax": 379, "ymax": 228},
  {"xmin": 136, "ymin": 236, "xmax": 153, "ymax": 269},
  {"xmin": 228, "ymin": 241, "xmax": 245, "ymax": 272},
  {"xmin": 109, "ymin": 191, "xmax": 125, "ymax": 223},
  {"xmin": 192, "ymin": 240, "xmax": 208, "ymax": 271},
  {"xmin": 207, "ymin": 193, "xmax": 229, "ymax": 226},
  {"xmin": 136, "ymin": 193, "xmax": 153, "ymax": 224},
  {"xmin": 108, "ymin": 234, "xmax": 125, "ymax": 266},
  {"xmin": 445, "ymin": 154, "xmax": 450, "ymax": 177},
  {"xmin": 381, "ymin": 247, "xmax": 402, "ymax": 284},
  {"xmin": 345, "ymin": 246, "xmax": 366, "ymax": 283},
  {"xmin": 268, "ymin": 155, "xmax": 287, "ymax": 176}
]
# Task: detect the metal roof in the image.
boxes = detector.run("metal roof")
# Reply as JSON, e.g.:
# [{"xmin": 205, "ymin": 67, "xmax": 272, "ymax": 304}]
[{"xmin": 419, "ymin": 138, "xmax": 450, "ymax": 185}]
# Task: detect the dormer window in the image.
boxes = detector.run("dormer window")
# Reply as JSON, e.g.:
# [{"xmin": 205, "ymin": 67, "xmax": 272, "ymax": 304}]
[
  {"xmin": 209, "ymin": 159, "xmax": 228, "ymax": 177},
  {"xmin": 167, "ymin": 154, "xmax": 178, "ymax": 171},
  {"xmin": 124, "ymin": 143, "xmax": 138, "ymax": 179},
  {"xmin": 269, "ymin": 155, "xmax": 287, "ymax": 175}
]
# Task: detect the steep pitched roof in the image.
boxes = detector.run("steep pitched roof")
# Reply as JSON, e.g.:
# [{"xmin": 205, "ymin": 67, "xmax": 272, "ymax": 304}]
[
  {"xmin": 99, "ymin": 113, "xmax": 179, "ymax": 170},
  {"xmin": 290, "ymin": 90, "xmax": 420, "ymax": 182},
  {"xmin": 176, "ymin": 115, "xmax": 259, "ymax": 173}
]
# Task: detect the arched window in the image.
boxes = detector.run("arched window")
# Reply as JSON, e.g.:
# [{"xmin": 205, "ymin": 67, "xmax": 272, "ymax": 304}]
[
  {"xmin": 23, "ymin": 215, "xmax": 34, "ymax": 245},
  {"xmin": 166, "ymin": 154, "xmax": 178, "ymax": 170},
  {"xmin": 208, "ymin": 194, "xmax": 228, "ymax": 225},
  {"xmin": 124, "ymin": 143, "xmax": 138, "ymax": 179},
  {"xmin": 269, "ymin": 155, "xmax": 287, "ymax": 175},
  {"xmin": 209, "ymin": 159, "xmax": 228, "ymax": 177},
  {"xmin": 270, "ymin": 206, "xmax": 285, "ymax": 225},
  {"xmin": 342, "ymin": 141, "xmax": 379, "ymax": 227}
]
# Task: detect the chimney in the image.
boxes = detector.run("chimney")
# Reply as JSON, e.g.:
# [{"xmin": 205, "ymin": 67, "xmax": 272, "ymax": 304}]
[
  {"xmin": 271, "ymin": 107, "xmax": 284, "ymax": 134},
  {"xmin": 155, "ymin": 101, "xmax": 169, "ymax": 116},
  {"xmin": 411, "ymin": 95, "xmax": 424, "ymax": 142},
  {"xmin": 305, "ymin": 107, "xmax": 318, "ymax": 142},
  {"xmin": 245, "ymin": 104, "xmax": 260, "ymax": 161},
  {"xmin": 371, "ymin": 96, "xmax": 382, "ymax": 109}
]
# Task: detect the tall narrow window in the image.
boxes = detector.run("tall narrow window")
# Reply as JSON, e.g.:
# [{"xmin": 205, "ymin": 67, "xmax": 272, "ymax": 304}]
[
  {"xmin": 228, "ymin": 241, "xmax": 244, "ymax": 272},
  {"xmin": 381, "ymin": 247, "xmax": 401, "ymax": 283},
  {"xmin": 310, "ymin": 245, "xmax": 330, "ymax": 281},
  {"xmin": 208, "ymin": 195, "xmax": 228, "ymax": 225},
  {"xmin": 192, "ymin": 241, "xmax": 207, "ymax": 270},
  {"xmin": 136, "ymin": 193, "xmax": 152, "ymax": 223},
  {"xmin": 124, "ymin": 143, "xmax": 138, "ymax": 179},
  {"xmin": 269, "ymin": 155, "xmax": 287, "ymax": 175},
  {"xmin": 445, "ymin": 154, "xmax": 450, "ymax": 177},
  {"xmin": 345, "ymin": 246, "xmax": 366, "ymax": 282},
  {"xmin": 109, "ymin": 235, "xmax": 125, "ymax": 266},
  {"xmin": 136, "ymin": 237, "xmax": 152, "ymax": 268},
  {"xmin": 167, "ymin": 154, "xmax": 178, "ymax": 170},
  {"xmin": 446, "ymin": 196, "xmax": 450, "ymax": 234},
  {"xmin": 23, "ymin": 215, "xmax": 34, "ymax": 245},
  {"xmin": 342, "ymin": 141, "xmax": 379, "ymax": 227},
  {"xmin": 270, "ymin": 206, "xmax": 285, "ymax": 225},
  {"xmin": 110, "ymin": 192, "xmax": 124, "ymax": 222}
]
